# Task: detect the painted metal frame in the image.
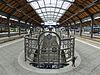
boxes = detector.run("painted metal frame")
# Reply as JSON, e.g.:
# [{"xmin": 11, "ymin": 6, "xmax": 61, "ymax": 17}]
[{"xmin": 24, "ymin": 31, "xmax": 75, "ymax": 69}]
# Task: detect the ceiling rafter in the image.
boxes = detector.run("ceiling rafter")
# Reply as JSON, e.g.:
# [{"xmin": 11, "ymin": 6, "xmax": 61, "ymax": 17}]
[
  {"xmin": 1, "ymin": 0, "xmax": 41, "ymax": 24},
  {"xmin": 60, "ymin": 0, "xmax": 99, "ymax": 24}
]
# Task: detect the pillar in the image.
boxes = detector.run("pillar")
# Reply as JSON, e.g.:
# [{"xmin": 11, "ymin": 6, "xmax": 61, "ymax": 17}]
[
  {"xmin": 0, "ymin": 27, "xmax": 2, "ymax": 33},
  {"xmin": 74, "ymin": 25, "xmax": 76, "ymax": 35},
  {"xmin": 7, "ymin": 16, "xmax": 10, "ymax": 37},
  {"xmin": 91, "ymin": 15, "xmax": 94, "ymax": 38},
  {"xmin": 30, "ymin": 23, "xmax": 32, "ymax": 36},
  {"xmin": 25, "ymin": 22, "xmax": 27, "ymax": 33},
  {"xmin": 65, "ymin": 25, "xmax": 70, "ymax": 37},
  {"xmin": 18, "ymin": 20, "xmax": 21, "ymax": 35},
  {"xmin": 80, "ymin": 20, "xmax": 83, "ymax": 36},
  {"xmin": 72, "ymin": 21, "xmax": 76, "ymax": 35}
]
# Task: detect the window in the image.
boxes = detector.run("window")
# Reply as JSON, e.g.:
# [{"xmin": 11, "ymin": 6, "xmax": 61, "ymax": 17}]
[{"xmin": 27, "ymin": 0, "xmax": 74, "ymax": 22}]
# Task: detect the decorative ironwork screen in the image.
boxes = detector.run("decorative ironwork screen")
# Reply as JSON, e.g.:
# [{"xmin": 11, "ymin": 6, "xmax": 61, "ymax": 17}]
[{"xmin": 24, "ymin": 31, "xmax": 75, "ymax": 69}]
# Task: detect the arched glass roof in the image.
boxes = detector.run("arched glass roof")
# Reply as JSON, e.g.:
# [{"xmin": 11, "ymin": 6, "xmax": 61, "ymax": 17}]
[{"xmin": 27, "ymin": 0, "xmax": 75, "ymax": 22}]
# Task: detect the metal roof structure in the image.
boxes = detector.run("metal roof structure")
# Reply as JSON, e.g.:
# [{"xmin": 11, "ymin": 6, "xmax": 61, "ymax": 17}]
[
  {"xmin": 59, "ymin": 0, "xmax": 100, "ymax": 26},
  {"xmin": 0, "ymin": 0, "xmax": 100, "ymax": 26},
  {"xmin": 0, "ymin": 0, "xmax": 43, "ymax": 25},
  {"xmin": 27, "ymin": 0, "xmax": 75, "ymax": 22}
]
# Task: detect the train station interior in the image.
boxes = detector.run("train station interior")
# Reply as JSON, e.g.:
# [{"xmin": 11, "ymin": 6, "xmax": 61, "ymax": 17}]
[{"xmin": 0, "ymin": 0, "xmax": 100, "ymax": 75}]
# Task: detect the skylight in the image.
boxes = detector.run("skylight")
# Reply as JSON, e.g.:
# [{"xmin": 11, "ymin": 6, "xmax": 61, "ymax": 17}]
[{"xmin": 27, "ymin": 0, "xmax": 75, "ymax": 23}]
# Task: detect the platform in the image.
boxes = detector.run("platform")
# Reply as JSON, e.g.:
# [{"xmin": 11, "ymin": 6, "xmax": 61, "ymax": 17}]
[
  {"xmin": 0, "ymin": 33, "xmax": 27, "ymax": 44},
  {"xmin": 0, "ymin": 37, "xmax": 100, "ymax": 75}
]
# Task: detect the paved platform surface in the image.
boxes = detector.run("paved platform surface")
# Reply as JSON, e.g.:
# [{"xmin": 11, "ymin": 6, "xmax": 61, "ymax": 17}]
[
  {"xmin": 0, "ymin": 34, "xmax": 26, "ymax": 44},
  {"xmin": 0, "ymin": 32, "xmax": 26, "ymax": 37},
  {"xmin": 0, "ymin": 38, "xmax": 100, "ymax": 75},
  {"xmin": 75, "ymin": 34, "xmax": 100, "ymax": 49}
]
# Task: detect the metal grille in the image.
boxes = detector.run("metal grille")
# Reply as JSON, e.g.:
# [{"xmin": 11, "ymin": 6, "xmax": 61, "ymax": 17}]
[{"xmin": 24, "ymin": 31, "xmax": 75, "ymax": 69}]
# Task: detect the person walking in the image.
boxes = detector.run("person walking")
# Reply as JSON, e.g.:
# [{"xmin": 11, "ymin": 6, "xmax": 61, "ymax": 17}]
[{"xmin": 72, "ymin": 56, "xmax": 77, "ymax": 67}]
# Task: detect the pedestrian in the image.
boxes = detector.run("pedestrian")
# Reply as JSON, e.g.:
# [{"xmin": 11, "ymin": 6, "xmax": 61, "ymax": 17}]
[{"xmin": 72, "ymin": 56, "xmax": 77, "ymax": 67}]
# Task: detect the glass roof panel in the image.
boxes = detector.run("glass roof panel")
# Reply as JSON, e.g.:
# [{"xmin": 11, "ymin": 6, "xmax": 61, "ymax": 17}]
[
  {"xmin": 46, "ymin": 8, "xmax": 51, "ymax": 11},
  {"xmin": 41, "ymin": 8, "xmax": 46, "ymax": 12},
  {"xmin": 55, "ymin": 8, "xmax": 60, "ymax": 12},
  {"xmin": 50, "ymin": 8, "xmax": 55, "ymax": 11},
  {"xmin": 30, "ymin": 2, "xmax": 39, "ymax": 9},
  {"xmin": 39, "ymin": 14, "xmax": 43, "ymax": 16},
  {"xmin": 59, "ymin": 9, "xmax": 65, "ymax": 13},
  {"xmin": 38, "ymin": 0, "xmax": 45, "ymax": 7},
  {"xmin": 58, "ymin": 14, "xmax": 62, "ymax": 16},
  {"xmin": 36, "ymin": 9, "xmax": 41, "ymax": 13},
  {"xmin": 51, "ymin": 0, "xmax": 56, "ymax": 4},
  {"xmin": 57, "ymin": 0, "xmax": 63, "ymax": 8},
  {"xmin": 44, "ymin": 0, "xmax": 50, "ymax": 4},
  {"xmin": 54, "ymin": 13, "xmax": 58, "ymax": 15},
  {"xmin": 27, "ymin": 0, "xmax": 74, "ymax": 22},
  {"xmin": 62, "ymin": 2, "xmax": 70, "ymax": 9},
  {"xmin": 43, "ymin": 13, "xmax": 47, "ymax": 15}
]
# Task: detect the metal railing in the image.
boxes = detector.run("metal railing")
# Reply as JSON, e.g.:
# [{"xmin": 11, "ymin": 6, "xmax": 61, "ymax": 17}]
[{"xmin": 24, "ymin": 31, "xmax": 75, "ymax": 69}]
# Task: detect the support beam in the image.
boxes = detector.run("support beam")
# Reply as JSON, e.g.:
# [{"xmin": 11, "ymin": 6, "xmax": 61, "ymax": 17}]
[
  {"xmin": 66, "ymin": 21, "xmax": 72, "ymax": 36},
  {"xmin": 30, "ymin": 23, "xmax": 32, "ymax": 36},
  {"xmin": 60, "ymin": 0, "xmax": 98, "ymax": 24},
  {"xmin": 79, "ymin": 20, "xmax": 83, "ymax": 36},
  {"xmin": 61, "ymin": 14, "xmax": 78, "ymax": 36},
  {"xmin": 0, "ymin": 9, "xmax": 18, "ymax": 20},
  {"xmin": 66, "ymin": 24, "xmax": 70, "ymax": 37},
  {"xmin": 68, "ymin": 25, "xmax": 70, "ymax": 37},
  {"xmin": 9, "ymin": 8, "xmax": 17, "ymax": 15},
  {"xmin": 7, "ymin": 16, "xmax": 10, "ymax": 37},
  {"xmin": 73, "ymin": 25, "xmax": 76, "ymax": 35},
  {"xmin": 0, "ymin": 27, "xmax": 2, "ymax": 33},
  {"xmin": 90, "ymin": 15, "xmax": 95, "ymax": 38},
  {"xmin": 1, "ymin": 0, "xmax": 41, "ymax": 24},
  {"xmin": 70, "ymin": 19, "xmax": 76, "ymax": 35},
  {"xmin": 18, "ymin": 20, "xmax": 21, "ymax": 35},
  {"xmin": 25, "ymin": 22, "xmax": 27, "ymax": 32}
]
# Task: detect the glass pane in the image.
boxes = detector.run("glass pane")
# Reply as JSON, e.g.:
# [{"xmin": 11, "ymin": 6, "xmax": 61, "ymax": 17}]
[
  {"xmin": 62, "ymin": 2, "xmax": 70, "ymax": 9},
  {"xmin": 53, "ymin": 16, "xmax": 57, "ymax": 17},
  {"xmin": 58, "ymin": 14, "xmax": 62, "ymax": 16},
  {"xmin": 43, "ymin": 13, "xmax": 47, "ymax": 15},
  {"xmin": 46, "ymin": 8, "xmax": 50, "ymax": 11},
  {"xmin": 54, "ymin": 13, "xmax": 58, "ymax": 15},
  {"xmin": 27, "ymin": 0, "xmax": 74, "ymax": 22},
  {"xmin": 65, "ymin": 2, "xmax": 71, "ymax": 9},
  {"xmin": 50, "ymin": 13, "xmax": 55, "ymax": 15},
  {"xmin": 60, "ymin": 9, "xmax": 65, "ymax": 13},
  {"xmin": 44, "ymin": 0, "xmax": 50, "ymax": 4},
  {"xmin": 51, "ymin": 0, "xmax": 56, "ymax": 4},
  {"xmin": 55, "ymin": 8, "xmax": 60, "ymax": 12},
  {"xmin": 57, "ymin": 1, "xmax": 63, "ymax": 7},
  {"xmin": 30, "ymin": 2, "xmax": 39, "ymax": 9},
  {"xmin": 47, "ymin": 12, "xmax": 51, "ymax": 15},
  {"xmin": 50, "ymin": 8, "xmax": 55, "ymax": 11},
  {"xmin": 41, "ymin": 8, "xmax": 46, "ymax": 12},
  {"xmin": 39, "ymin": 14, "xmax": 43, "ymax": 16},
  {"xmin": 68, "ymin": 0, "xmax": 75, "ymax": 2},
  {"xmin": 36, "ymin": 9, "xmax": 42, "ymax": 13},
  {"xmin": 41, "ymin": 16, "xmax": 44, "ymax": 18},
  {"xmin": 38, "ymin": 0, "xmax": 44, "ymax": 7}
]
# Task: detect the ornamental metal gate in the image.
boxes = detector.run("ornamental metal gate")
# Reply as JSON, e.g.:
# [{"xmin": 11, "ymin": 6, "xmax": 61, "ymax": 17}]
[{"xmin": 24, "ymin": 31, "xmax": 75, "ymax": 69}]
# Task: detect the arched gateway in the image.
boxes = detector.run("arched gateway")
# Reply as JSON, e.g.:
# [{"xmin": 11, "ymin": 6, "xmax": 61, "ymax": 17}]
[{"xmin": 24, "ymin": 31, "xmax": 75, "ymax": 69}]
